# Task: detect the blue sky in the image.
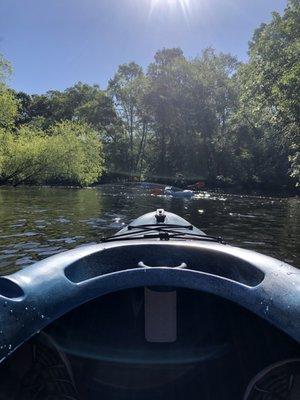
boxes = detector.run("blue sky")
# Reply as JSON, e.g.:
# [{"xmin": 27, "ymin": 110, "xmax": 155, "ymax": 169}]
[{"xmin": 0, "ymin": 0, "xmax": 287, "ymax": 94}]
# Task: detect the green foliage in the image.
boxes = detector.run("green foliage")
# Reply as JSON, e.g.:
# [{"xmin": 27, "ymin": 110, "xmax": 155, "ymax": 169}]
[
  {"xmin": 108, "ymin": 62, "xmax": 149, "ymax": 173},
  {"xmin": 0, "ymin": 122, "xmax": 104, "ymax": 186},
  {"xmin": 27, "ymin": 82, "xmax": 116, "ymax": 130},
  {"xmin": 289, "ymin": 145, "xmax": 300, "ymax": 186},
  {"xmin": 0, "ymin": 127, "xmax": 48, "ymax": 185},
  {"xmin": 14, "ymin": 91, "xmax": 33, "ymax": 126},
  {"xmin": 144, "ymin": 48, "xmax": 239, "ymax": 181},
  {"xmin": 0, "ymin": 88, "xmax": 19, "ymax": 129},
  {"xmin": 234, "ymin": 0, "xmax": 300, "ymax": 187},
  {"xmin": 0, "ymin": 54, "xmax": 12, "ymax": 83},
  {"xmin": 246, "ymin": 0, "xmax": 300, "ymax": 127},
  {"xmin": 0, "ymin": 54, "xmax": 19, "ymax": 129},
  {"xmin": 48, "ymin": 121, "xmax": 105, "ymax": 186}
]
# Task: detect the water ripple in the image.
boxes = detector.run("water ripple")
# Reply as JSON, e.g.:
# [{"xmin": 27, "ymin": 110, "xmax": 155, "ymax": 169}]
[{"xmin": 0, "ymin": 186, "xmax": 299, "ymax": 274}]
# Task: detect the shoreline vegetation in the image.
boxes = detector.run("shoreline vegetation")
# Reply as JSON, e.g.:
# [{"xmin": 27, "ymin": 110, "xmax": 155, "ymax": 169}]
[{"xmin": 0, "ymin": 1, "xmax": 299, "ymax": 194}]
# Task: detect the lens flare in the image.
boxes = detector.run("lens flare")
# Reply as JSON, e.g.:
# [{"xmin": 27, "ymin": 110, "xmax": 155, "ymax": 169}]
[
  {"xmin": 152, "ymin": 0, "xmax": 190, "ymax": 6},
  {"xmin": 150, "ymin": 0, "xmax": 192, "ymax": 16}
]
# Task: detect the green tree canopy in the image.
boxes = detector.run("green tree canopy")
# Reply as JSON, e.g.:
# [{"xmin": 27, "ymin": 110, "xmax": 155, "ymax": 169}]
[
  {"xmin": 236, "ymin": 0, "xmax": 300, "ymax": 186},
  {"xmin": 22, "ymin": 82, "xmax": 117, "ymax": 131}
]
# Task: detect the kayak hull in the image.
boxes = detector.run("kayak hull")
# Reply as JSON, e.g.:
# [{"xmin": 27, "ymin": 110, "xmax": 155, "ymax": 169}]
[{"xmin": 0, "ymin": 210, "xmax": 299, "ymax": 364}]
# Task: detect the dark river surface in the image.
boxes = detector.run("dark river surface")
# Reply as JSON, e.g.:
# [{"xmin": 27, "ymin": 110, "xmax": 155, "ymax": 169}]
[{"xmin": 0, "ymin": 185, "xmax": 299, "ymax": 275}]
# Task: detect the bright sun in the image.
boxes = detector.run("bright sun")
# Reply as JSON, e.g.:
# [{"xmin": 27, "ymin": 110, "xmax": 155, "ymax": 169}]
[
  {"xmin": 151, "ymin": 0, "xmax": 191, "ymax": 10},
  {"xmin": 146, "ymin": 0, "xmax": 194, "ymax": 21}
]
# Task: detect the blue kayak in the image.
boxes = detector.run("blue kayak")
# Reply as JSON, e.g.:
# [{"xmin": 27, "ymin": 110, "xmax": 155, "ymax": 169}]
[{"xmin": 0, "ymin": 209, "xmax": 299, "ymax": 399}]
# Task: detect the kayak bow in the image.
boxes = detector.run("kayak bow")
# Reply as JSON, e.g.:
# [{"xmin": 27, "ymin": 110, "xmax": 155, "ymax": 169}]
[{"xmin": 0, "ymin": 209, "xmax": 299, "ymax": 361}]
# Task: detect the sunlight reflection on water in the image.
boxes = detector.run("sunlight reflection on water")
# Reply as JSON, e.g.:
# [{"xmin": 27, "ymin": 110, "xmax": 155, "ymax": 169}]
[{"xmin": 0, "ymin": 185, "xmax": 299, "ymax": 274}]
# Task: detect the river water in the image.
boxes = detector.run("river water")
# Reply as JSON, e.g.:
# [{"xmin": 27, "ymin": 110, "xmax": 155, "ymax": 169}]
[{"xmin": 0, "ymin": 185, "xmax": 299, "ymax": 275}]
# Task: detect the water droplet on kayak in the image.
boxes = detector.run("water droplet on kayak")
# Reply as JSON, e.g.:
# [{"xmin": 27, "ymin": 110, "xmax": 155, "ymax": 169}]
[
  {"xmin": 41, "ymin": 314, "xmax": 45, "ymax": 319},
  {"xmin": 8, "ymin": 344, "xmax": 11, "ymax": 350},
  {"xmin": 3, "ymin": 301, "xmax": 7, "ymax": 307},
  {"xmin": 9, "ymin": 309, "xmax": 13, "ymax": 315}
]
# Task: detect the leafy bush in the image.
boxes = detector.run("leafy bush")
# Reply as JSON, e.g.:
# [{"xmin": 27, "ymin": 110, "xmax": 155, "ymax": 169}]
[
  {"xmin": 0, "ymin": 88, "xmax": 19, "ymax": 129},
  {"xmin": 0, "ymin": 121, "xmax": 104, "ymax": 186}
]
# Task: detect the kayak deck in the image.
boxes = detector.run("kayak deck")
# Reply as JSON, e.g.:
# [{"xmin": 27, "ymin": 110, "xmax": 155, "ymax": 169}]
[{"xmin": 0, "ymin": 209, "xmax": 299, "ymax": 399}]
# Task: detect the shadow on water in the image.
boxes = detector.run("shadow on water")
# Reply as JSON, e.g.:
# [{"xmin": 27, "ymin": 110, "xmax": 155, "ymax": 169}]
[{"xmin": 0, "ymin": 185, "xmax": 299, "ymax": 274}]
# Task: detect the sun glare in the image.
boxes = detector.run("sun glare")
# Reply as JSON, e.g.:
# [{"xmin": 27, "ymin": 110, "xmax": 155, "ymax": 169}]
[{"xmin": 151, "ymin": 0, "xmax": 191, "ymax": 14}]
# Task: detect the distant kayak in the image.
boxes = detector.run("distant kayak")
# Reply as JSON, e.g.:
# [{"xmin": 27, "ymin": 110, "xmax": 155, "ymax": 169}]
[
  {"xmin": 137, "ymin": 183, "xmax": 195, "ymax": 197},
  {"xmin": 164, "ymin": 186, "xmax": 194, "ymax": 198}
]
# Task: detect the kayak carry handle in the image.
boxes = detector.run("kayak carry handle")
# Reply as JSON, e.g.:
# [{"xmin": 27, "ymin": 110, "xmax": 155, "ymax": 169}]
[{"xmin": 138, "ymin": 261, "xmax": 187, "ymax": 269}]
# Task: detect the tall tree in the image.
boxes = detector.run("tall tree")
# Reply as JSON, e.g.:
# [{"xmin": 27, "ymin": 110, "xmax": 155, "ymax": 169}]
[
  {"xmin": 144, "ymin": 48, "xmax": 239, "ymax": 183},
  {"xmin": 0, "ymin": 54, "xmax": 12, "ymax": 83},
  {"xmin": 108, "ymin": 62, "xmax": 149, "ymax": 174},
  {"xmin": 0, "ymin": 54, "xmax": 19, "ymax": 130},
  {"xmin": 146, "ymin": 48, "xmax": 186, "ymax": 178},
  {"xmin": 236, "ymin": 0, "xmax": 300, "ymax": 187}
]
